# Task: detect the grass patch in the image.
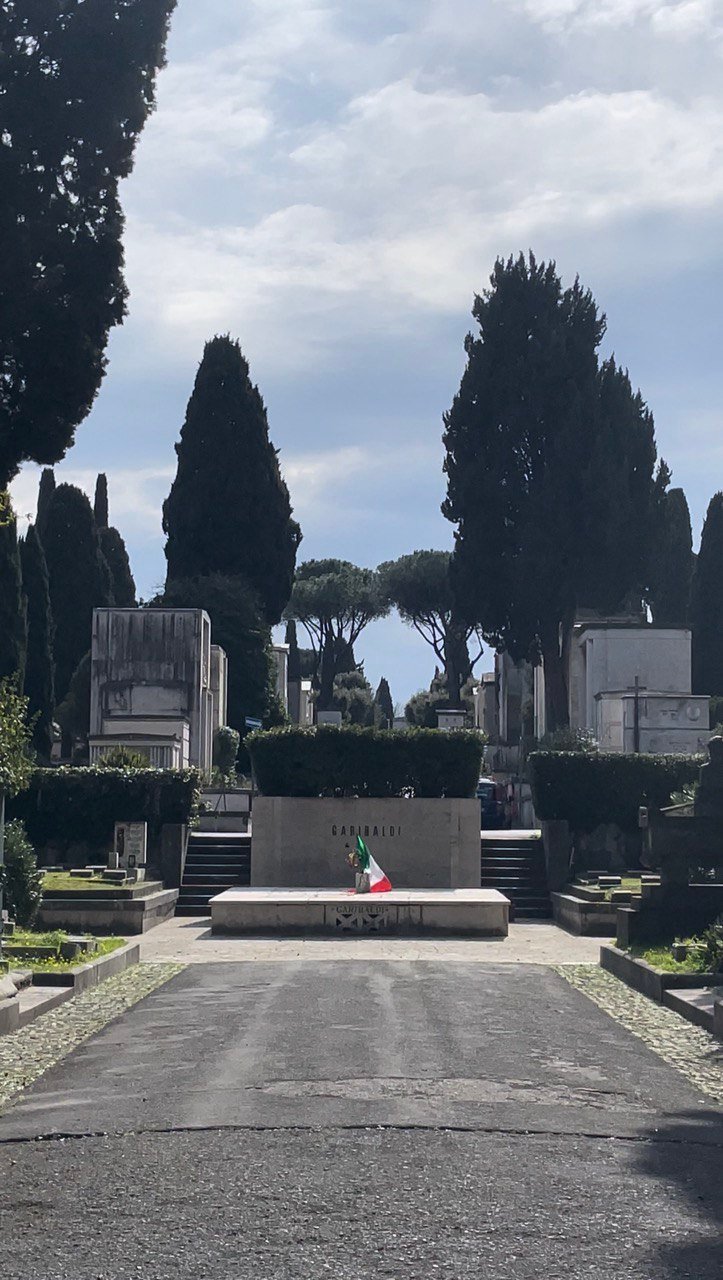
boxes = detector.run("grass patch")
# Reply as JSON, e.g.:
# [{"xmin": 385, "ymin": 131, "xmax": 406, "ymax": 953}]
[
  {"xmin": 630, "ymin": 942, "xmax": 709, "ymax": 974},
  {"xmin": 4, "ymin": 931, "xmax": 126, "ymax": 974},
  {"xmin": 41, "ymin": 871, "xmax": 131, "ymax": 893}
]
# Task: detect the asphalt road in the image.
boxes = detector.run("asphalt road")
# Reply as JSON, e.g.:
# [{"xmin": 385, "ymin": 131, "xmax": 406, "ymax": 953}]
[{"xmin": 1, "ymin": 962, "xmax": 721, "ymax": 1279}]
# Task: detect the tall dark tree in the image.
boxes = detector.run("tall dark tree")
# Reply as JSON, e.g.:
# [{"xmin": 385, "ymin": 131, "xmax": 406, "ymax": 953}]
[
  {"xmin": 100, "ymin": 528, "xmax": 137, "ymax": 608},
  {"xmin": 94, "ymin": 474, "xmax": 109, "ymax": 529},
  {"xmin": 93, "ymin": 473, "xmax": 137, "ymax": 606},
  {"xmin": 159, "ymin": 575, "xmax": 284, "ymax": 735},
  {"xmin": 285, "ymin": 560, "xmax": 388, "ymax": 710},
  {"xmin": 19, "ymin": 526, "xmax": 55, "ymax": 759},
  {"xmin": 0, "ymin": 502, "xmax": 27, "ymax": 684},
  {"xmin": 378, "ymin": 550, "xmax": 484, "ymax": 703},
  {"xmin": 35, "ymin": 469, "xmax": 56, "ymax": 543},
  {"xmin": 0, "ymin": 0, "xmax": 177, "ymax": 489},
  {"xmin": 163, "ymin": 337, "xmax": 302, "ymax": 624},
  {"xmin": 285, "ymin": 620, "xmax": 302, "ymax": 684},
  {"xmin": 691, "ymin": 493, "xmax": 723, "ymax": 697},
  {"xmin": 373, "ymin": 677, "xmax": 394, "ymax": 728},
  {"xmin": 43, "ymin": 484, "xmax": 112, "ymax": 703},
  {"xmin": 649, "ymin": 486, "xmax": 694, "ymax": 628},
  {"xmin": 443, "ymin": 253, "xmax": 659, "ymax": 731}
]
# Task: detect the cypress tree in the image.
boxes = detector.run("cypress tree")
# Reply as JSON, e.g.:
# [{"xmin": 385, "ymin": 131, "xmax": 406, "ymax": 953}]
[
  {"xmin": 35, "ymin": 469, "xmax": 56, "ymax": 543},
  {"xmin": 100, "ymin": 528, "xmax": 137, "ymax": 608},
  {"xmin": 163, "ymin": 336, "xmax": 302, "ymax": 624},
  {"xmin": 93, "ymin": 473, "xmax": 137, "ymax": 606},
  {"xmin": 20, "ymin": 525, "xmax": 55, "ymax": 759},
  {"xmin": 443, "ymin": 253, "xmax": 658, "ymax": 731},
  {"xmin": 649, "ymin": 487, "xmax": 694, "ymax": 628},
  {"xmin": 43, "ymin": 484, "xmax": 112, "ymax": 702},
  {"xmin": 285, "ymin": 620, "xmax": 302, "ymax": 683},
  {"xmin": 373, "ymin": 677, "xmax": 394, "ymax": 728},
  {"xmin": 692, "ymin": 493, "xmax": 723, "ymax": 696},
  {"xmin": 94, "ymin": 474, "xmax": 109, "ymax": 529},
  {"xmin": 0, "ymin": 0, "xmax": 177, "ymax": 488},
  {"xmin": 0, "ymin": 501, "xmax": 27, "ymax": 683}
]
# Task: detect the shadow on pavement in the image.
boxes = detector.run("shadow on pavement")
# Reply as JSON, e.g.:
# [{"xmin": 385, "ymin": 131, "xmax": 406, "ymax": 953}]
[{"xmin": 634, "ymin": 1107, "xmax": 723, "ymax": 1278}]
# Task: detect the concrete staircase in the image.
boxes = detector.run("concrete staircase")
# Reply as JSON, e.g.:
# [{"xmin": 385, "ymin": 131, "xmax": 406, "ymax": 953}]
[
  {"xmin": 176, "ymin": 832, "xmax": 251, "ymax": 916},
  {"xmin": 480, "ymin": 833, "xmax": 552, "ymax": 921}
]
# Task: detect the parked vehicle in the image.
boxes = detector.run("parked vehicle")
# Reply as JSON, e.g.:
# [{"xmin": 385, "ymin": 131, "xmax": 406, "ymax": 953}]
[{"xmin": 476, "ymin": 777, "xmax": 504, "ymax": 829}]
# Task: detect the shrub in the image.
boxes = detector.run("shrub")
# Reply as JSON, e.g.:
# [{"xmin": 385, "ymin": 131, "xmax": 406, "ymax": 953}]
[
  {"xmin": 213, "ymin": 726, "xmax": 241, "ymax": 779},
  {"xmin": 7, "ymin": 767, "xmax": 202, "ymax": 856},
  {"xmin": 97, "ymin": 746, "xmax": 151, "ymax": 770},
  {"xmin": 0, "ymin": 820, "xmax": 43, "ymax": 927},
  {"xmin": 247, "ymin": 725, "xmax": 483, "ymax": 799},
  {"xmin": 529, "ymin": 751, "xmax": 701, "ymax": 834}
]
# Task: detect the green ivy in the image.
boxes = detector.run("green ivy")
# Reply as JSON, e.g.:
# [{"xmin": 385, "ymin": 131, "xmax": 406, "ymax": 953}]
[{"xmin": 248, "ymin": 725, "xmax": 483, "ymax": 799}]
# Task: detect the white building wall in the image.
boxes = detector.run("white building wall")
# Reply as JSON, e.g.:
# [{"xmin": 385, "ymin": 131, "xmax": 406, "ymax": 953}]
[{"xmin": 572, "ymin": 627, "xmax": 693, "ymax": 734}]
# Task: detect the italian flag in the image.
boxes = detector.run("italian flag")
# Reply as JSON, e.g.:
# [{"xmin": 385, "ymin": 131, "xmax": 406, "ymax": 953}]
[{"xmin": 356, "ymin": 835, "xmax": 392, "ymax": 893}]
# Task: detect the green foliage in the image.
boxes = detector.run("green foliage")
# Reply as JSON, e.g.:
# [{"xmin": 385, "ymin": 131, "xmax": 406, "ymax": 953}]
[
  {"xmin": 94, "ymin": 475, "xmax": 109, "ymax": 530},
  {"xmin": 692, "ymin": 916, "xmax": 723, "ymax": 973},
  {"xmin": 43, "ymin": 485, "xmax": 112, "ymax": 703},
  {"xmin": 691, "ymin": 493, "xmax": 723, "ymax": 696},
  {"xmin": 20, "ymin": 525, "xmax": 55, "ymax": 759},
  {"xmin": 529, "ymin": 751, "xmax": 701, "ymax": 834},
  {"xmin": 159, "ymin": 575, "xmax": 281, "ymax": 736},
  {"xmin": 97, "ymin": 746, "xmax": 150, "ymax": 770},
  {"xmin": 55, "ymin": 651, "xmax": 91, "ymax": 759},
  {"xmin": 538, "ymin": 727, "xmax": 597, "ymax": 754},
  {"xmin": 0, "ymin": 0, "xmax": 176, "ymax": 488},
  {"xmin": 0, "ymin": 821, "xmax": 42, "ymax": 928},
  {"xmin": 443, "ymin": 253, "xmax": 660, "ymax": 731},
  {"xmin": 405, "ymin": 672, "xmax": 474, "ymax": 728},
  {"xmin": 213, "ymin": 727, "xmax": 241, "ymax": 779},
  {"xmin": 8, "ymin": 767, "xmax": 202, "ymax": 853},
  {"xmin": 649, "ymin": 486, "xmax": 693, "ymax": 627},
  {"xmin": 378, "ymin": 550, "xmax": 483, "ymax": 701},
  {"xmin": 373, "ymin": 678, "xmax": 394, "ymax": 729},
  {"xmin": 333, "ymin": 670, "xmax": 374, "ymax": 726},
  {"xmin": 0, "ymin": 505, "xmax": 27, "ymax": 683},
  {"xmin": 100, "ymin": 527, "xmax": 137, "ymax": 608},
  {"xmin": 35, "ymin": 470, "xmax": 56, "ymax": 543},
  {"xmin": 248, "ymin": 726, "xmax": 483, "ymax": 799},
  {"xmin": 286, "ymin": 560, "xmax": 388, "ymax": 709},
  {"xmin": 0, "ymin": 678, "xmax": 33, "ymax": 798},
  {"xmin": 163, "ymin": 336, "xmax": 301, "ymax": 624}
]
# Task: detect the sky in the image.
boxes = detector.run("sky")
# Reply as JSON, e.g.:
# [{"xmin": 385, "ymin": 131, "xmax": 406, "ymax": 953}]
[{"xmin": 10, "ymin": 0, "xmax": 723, "ymax": 708}]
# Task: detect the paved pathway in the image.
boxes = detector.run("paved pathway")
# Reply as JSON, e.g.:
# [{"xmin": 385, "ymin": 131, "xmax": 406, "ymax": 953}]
[
  {"xmin": 0, "ymin": 957, "xmax": 721, "ymax": 1279},
  {"xmin": 140, "ymin": 915, "xmax": 603, "ymax": 964}
]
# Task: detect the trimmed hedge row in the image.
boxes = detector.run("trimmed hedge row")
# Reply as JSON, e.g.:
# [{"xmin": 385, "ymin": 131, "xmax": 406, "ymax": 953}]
[
  {"xmin": 7, "ymin": 767, "xmax": 202, "ymax": 853},
  {"xmin": 248, "ymin": 726, "xmax": 483, "ymax": 799},
  {"xmin": 529, "ymin": 751, "xmax": 701, "ymax": 834}
]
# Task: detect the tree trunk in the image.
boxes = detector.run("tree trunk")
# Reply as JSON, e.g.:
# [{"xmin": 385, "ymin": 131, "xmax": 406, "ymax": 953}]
[
  {"xmin": 444, "ymin": 630, "xmax": 471, "ymax": 705},
  {"xmin": 317, "ymin": 629, "xmax": 336, "ymax": 712},
  {"xmin": 541, "ymin": 629, "xmax": 569, "ymax": 733}
]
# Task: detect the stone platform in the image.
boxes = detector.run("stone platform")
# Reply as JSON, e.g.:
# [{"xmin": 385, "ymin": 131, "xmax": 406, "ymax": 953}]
[{"xmin": 210, "ymin": 888, "xmax": 509, "ymax": 937}]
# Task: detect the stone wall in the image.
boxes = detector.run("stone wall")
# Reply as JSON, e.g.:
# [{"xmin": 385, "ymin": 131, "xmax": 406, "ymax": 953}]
[{"xmin": 251, "ymin": 797, "xmax": 481, "ymax": 889}]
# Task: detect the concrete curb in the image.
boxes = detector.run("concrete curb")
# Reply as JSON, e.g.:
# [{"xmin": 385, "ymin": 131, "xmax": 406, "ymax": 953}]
[{"xmin": 551, "ymin": 892, "xmax": 617, "ymax": 937}]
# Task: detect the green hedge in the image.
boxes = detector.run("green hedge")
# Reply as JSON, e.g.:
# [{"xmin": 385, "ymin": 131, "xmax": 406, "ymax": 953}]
[
  {"xmin": 248, "ymin": 726, "xmax": 483, "ymax": 799},
  {"xmin": 7, "ymin": 767, "xmax": 202, "ymax": 854},
  {"xmin": 529, "ymin": 751, "xmax": 701, "ymax": 834}
]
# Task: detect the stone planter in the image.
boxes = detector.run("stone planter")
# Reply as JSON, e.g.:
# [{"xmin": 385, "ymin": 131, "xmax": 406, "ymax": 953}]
[
  {"xmin": 31, "ymin": 940, "xmax": 141, "ymax": 990},
  {"xmin": 600, "ymin": 943, "xmax": 723, "ymax": 1003},
  {"xmin": 551, "ymin": 892, "xmax": 617, "ymax": 937},
  {"xmin": 37, "ymin": 886, "xmax": 179, "ymax": 935}
]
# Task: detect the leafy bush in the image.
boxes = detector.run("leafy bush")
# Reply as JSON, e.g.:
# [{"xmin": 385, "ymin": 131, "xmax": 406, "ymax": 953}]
[
  {"xmin": 7, "ymin": 767, "xmax": 202, "ymax": 855},
  {"xmin": 248, "ymin": 725, "xmax": 483, "ymax": 799},
  {"xmin": 692, "ymin": 915, "xmax": 723, "ymax": 973},
  {"xmin": 213, "ymin": 727, "xmax": 241, "ymax": 779},
  {"xmin": 538, "ymin": 726, "xmax": 597, "ymax": 754},
  {"xmin": 0, "ymin": 821, "xmax": 43, "ymax": 927},
  {"xmin": 529, "ymin": 751, "xmax": 701, "ymax": 834}
]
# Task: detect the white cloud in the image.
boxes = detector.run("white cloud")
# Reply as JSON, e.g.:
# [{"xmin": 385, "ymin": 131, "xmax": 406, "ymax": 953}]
[{"xmin": 9, "ymin": 465, "xmax": 175, "ymax": 538}]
